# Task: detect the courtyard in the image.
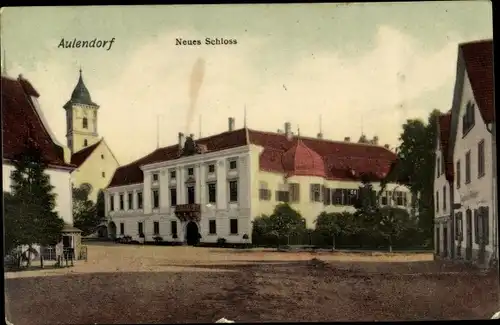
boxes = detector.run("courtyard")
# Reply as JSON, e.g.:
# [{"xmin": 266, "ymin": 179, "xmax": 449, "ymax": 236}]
[{"xmin": 5, "ymin": 242, "xmax": 498, "ymax": 324}]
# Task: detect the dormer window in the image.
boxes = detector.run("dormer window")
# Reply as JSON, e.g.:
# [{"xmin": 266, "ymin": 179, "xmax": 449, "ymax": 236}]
[{"xmin": 462, "ymin": 101, "xmax": 475, "ymax": 136}]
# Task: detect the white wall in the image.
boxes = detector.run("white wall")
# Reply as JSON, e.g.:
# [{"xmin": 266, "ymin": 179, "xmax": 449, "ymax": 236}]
[
  {"xmin": 453, "ymin": 67, "xmax": 495, "ymax": 255},
  {"xmin": 3, "ymin": 162, "xmax": 74, "ymax": 226}
]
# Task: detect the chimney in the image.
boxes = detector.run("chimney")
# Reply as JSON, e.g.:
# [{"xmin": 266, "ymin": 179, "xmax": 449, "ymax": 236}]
[
  {"xmin": 372, "ymin": 136, "xmax": 379, "ymax": 145},
  {"xmin": 284, "ymin": 122, "xmax": 292, "ymax": 140},
  {"xmin": 277, "ymin": 129, "xmax": 283, "ymax": 133},
  {"xmin": 178, "ymin": 132, "xmax": 185, "ymax": 148},
  {"xmin": 384, "ymin": 144, "xmax": 390, "ymax": 149},
  {"xmin": 228, "ymin": 117, "xmax": 235, "ymax": 131},
  {"xmin": 344, "ymin": 137, "xmax": 351, "ymax": 142},
  {"xmin": 317, "ymin": 132, "xmax": 323, "ymax": 139}
]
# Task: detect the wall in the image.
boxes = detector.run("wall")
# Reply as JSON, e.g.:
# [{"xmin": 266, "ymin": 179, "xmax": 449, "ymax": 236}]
[
  {"xmin": 453, "ymin": 67, "xmax": 494, "ymax": 256},
  {"xmin": 3, "ymin": 163, "xmax": 74, "ymax": 226},
  {"xmin": 434, "ymin": 137, "xmax": 453, "ymax": 257},
  {"xmin": 105, "ymin": 145, "xmax": 253, "ymax": 244},
  {"xmin": 72, "ymin": 140, "xmax": 120, "ymax": 202}
]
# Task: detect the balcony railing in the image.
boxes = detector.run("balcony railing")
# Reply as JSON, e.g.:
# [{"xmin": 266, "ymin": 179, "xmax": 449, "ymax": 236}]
[{"xmin": 174, "ymin": 204, "xmax": 201, "ymax": 222}]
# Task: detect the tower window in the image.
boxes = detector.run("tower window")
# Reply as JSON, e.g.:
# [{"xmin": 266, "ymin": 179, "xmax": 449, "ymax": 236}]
[
  {"xmin": 84, "ymin": 139, "xmax": 88, "ymax": 147},
  {"xmin": 102, "ymin": 171, "xmax": 105, "ymax": 178},
  {"xmin": 82, "ymin": 117, "xmax": 88, "ymax": 129},
  {"xmin": 101, "ymin": 154, "xmax": 104, "ymax": 159}
]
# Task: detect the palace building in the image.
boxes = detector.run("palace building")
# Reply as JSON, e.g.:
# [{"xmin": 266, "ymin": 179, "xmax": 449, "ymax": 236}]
[{"xmin": 104, "ymin": 118, "xmax": 411, "ymax": 245}]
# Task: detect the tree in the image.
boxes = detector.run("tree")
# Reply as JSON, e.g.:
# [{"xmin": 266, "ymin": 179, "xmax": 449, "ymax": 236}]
[
  {"xmin": 354, "ymin": 175, "xmax": 381, "ymax": 229},
  {"xmin": 96, "ymin": 189, "xmax": 106, "ymax": 223},
  {"xmin": 73, "ymin": 185, "xmax": 99, "ymax": 236},
  {"xmin": 268, "ymin": 203, "xmax": 306, "ymax": 248},
  {"xmin": 377, "ymin": 207, "xmax": 411, "ymax": 252},
  {"xmin": 315, "ymin": 212, "xmax": 354, "ymax": 250},
  {"xmin": 6, "ymin": 137, "xmax": 64, "ymax": 268},
  {"xmin": 381, "ymin": 109, "xmax": 440, "ymax": 241}
]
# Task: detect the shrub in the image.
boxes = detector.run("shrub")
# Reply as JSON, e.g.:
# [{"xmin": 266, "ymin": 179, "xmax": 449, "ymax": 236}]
[
  {"xmin": 242, "ymin": 234, "xmax": 249, "ymax": 240},
  {"xmin": 217, "ymin": 238, "xmax": 227, "ymax": 246},
  {"xmin": 139, "ymin": 232, "xmax": 145, "ymax": 239},
  {"xmin": 153, "ymin": 236, "xmax": 163, "ymax": 243},
  {"xmin": 172, "ymin": 233, "xmax": 178, "ymax": 239}
]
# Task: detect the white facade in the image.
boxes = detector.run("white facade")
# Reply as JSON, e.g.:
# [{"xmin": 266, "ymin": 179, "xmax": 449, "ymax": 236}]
[
  {"xmin": 2, "ymin": 162, "xmax": 74, "ymax": 226},
  {"xmin": 106, "ymin": 141, "xmax": 411, "ymax": 244},
  {"xmin": 451, "ymin": 68, "xmax": 495, "ymax": 264}
]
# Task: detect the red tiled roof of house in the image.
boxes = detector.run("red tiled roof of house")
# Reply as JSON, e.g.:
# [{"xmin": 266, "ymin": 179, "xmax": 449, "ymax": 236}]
[
  {"xmin": 108, "ymin": 128, "xmax": 397, "ymax": 188},
  {"xmin": 282, "ymin": 139, "xmax": 326, "ymax": 178},
  {"xmin": 438, "ymin": 112, "xmax": 454, "ymax": 181},
  {"xmin": 70, "ymin": 139, "xmax": 103, "ymax": 167},
  {"xmin": 460, "ymin": 39, "xmax": 494, "ymax": 124},
  {"xmin": 2, "ymin": 76, "xmax": 74, "ymax": 169}
]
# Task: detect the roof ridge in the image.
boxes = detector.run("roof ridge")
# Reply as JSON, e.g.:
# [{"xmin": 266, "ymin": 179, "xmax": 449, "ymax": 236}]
[{"xmin": 459, "ymin": 38, "xmax": 493, "ymax": 47}]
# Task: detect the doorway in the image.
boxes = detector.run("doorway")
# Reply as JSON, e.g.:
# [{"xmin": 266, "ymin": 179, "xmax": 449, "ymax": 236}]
[
  {"xmin": 186, "ymin": 221, "xmax": 200, "ymax": 246},
  {"xmin": 465, "ymin": 209, "xmax": 472, "ymax": 261},
  {"xmin": 62, "ymin": 235, "xmax": 72, "ymax": 248}
]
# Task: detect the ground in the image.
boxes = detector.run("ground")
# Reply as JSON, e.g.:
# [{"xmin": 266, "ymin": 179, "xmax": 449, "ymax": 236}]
[{"xmin": 5, "ymin": 242, "xmax": 499, "ymax": 324}]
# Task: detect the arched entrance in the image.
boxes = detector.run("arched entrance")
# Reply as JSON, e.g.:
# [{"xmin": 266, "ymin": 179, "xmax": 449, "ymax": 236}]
[
  {"xmin": 108, "ymin": 222, "xmax": 117, "ymax": 240},
  {"xmin": 186, "ymin": 221, "xmax": 200, "ymax": 246}
]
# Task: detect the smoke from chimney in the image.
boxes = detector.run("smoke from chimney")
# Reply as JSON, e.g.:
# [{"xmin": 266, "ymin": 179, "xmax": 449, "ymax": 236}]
[{"xmin": 228, "ymin": 117, "xmax": 235, "ymax": 131}]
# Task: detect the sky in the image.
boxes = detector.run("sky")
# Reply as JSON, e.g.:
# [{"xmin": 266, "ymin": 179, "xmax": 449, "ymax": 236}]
[{"xmin": 0, "ymin": 2, "xmax": 493, "ymax": 165}]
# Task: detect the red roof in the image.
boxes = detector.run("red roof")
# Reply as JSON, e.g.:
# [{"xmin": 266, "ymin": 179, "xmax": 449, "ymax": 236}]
[
  {"xmin": 438, "ymin": 112, "xmax": 454, "ymax": 181},
  {"xmin": 282, "ymin": 139, "xmax": 326, "ymax": 178},
  {"xmin": 2, "ymin": 76, "xmax": 74, "ymax": 169},
  {"xmin": 108, "ymin": 128, "xmax": 397, "ymax": 188},
  {"xmin": 460, "ymin": 39, "xmax": 494, "ymax": 123},
  {"xmin": 71, "ymin": 139, "xmax": 102, "ymax": 167}
]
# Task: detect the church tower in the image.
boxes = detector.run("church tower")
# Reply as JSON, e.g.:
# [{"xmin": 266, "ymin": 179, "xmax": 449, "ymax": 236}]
[{"xmin": 64, "ymin": 69, "xmax": 100, "ymax": 154}]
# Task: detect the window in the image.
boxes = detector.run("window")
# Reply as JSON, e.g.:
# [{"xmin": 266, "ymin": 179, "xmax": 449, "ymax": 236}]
[
  {"xmin": 119, "ymin": 194, "xmax": 124, "ymax": 210},
  {"xmin": 342, "ymin": 189, "xmax": 358, "ymax": 206},
  {"xmin": 455, "ymin": 212, "xmax": 463, "ymax": 239},
  {"xmin": 456, "ymin": 160, "xmax": 461, "ymax": 188},
  {"xmin": 209, "ymin": 220, "xmax": 216, "ymax": 234},
  {"xmin": 171, "ymin": 220, "xmax": 178, "ymax": 235},
  {"xmin": 208, "ymin": 183, "xmax": 217, "ymax": 203},
  {"xmin": 229, "ymin": 160, "xmax": 237, "ymax": 170},
  {"xmin": 120, "ymin": 222, "xmax": 124, "ymax": 235},
  {"xmin": 310, "ymin": 184, "xmax": 321, "ymax": 202},
  {"xmin": 443, "ymin": 186, "xmax": 447, "ymax": 211},
  {"xmin": 230, "ymin": 219, "xmax": 238, "ymax": 234},
  {"xmin": 395, "ymin": 192, "xmax": 404, "ymax": 206},
  {"xmin": 402, "ymin": 192, "xmax": 408, "ymax": 206},
  {"xmin": 289, "ymin": 183, "xmax": 300, "ymax": 202},
  {"xmin": 187, "ymin": 186, "xmax": 195, "ymax": 204},
  {"xmin": 128, "ymin": 192, "xmax": 133, "ymax": 210},
  {"xmin": 481, "ymin": 206, "xmax": 490, "ymax": 245},
  {"xmin": 102, "ymin": 171, "xmax": 105, "ymax": 178},
  {"xmin": 101, "ymin": 154, "xmax": 104, "ymax": 159},
  {"xmin": 84, "ymin": 139, "xmax": 88, "ymax": 147},
  {"xmin": 170, "ymin": 188, "xmax": 177, "ymax": 206},
  {"xmin": 137, "ymin": 192, "xmax": 143, "ymax": 209},
  {"xmin": 381, "ymin": 192, "xmax": 388, "ymax": 205},
  {"xmin": 435, "ymin": 191, "xmax": 439, "ymax": 212},
  {"xmin": 138, "ymin": 222, "xmax": 144, "ymax": 236},
  {"xmin": 259, "ymin": 181, "xmax": 271, "ymax": 201},
  {"xmin": 462, "ymin": 101, "xmax": 475, "ymax": 136},
  {"xmin": 208, "ymin": 164, "xmax": 215, "ymax": 173},
  {"xmin": 229, "ymin": 180, "xmax": 238, "ymax": 202},
  {"xmin": 82, "ymin": 117, "xmax": 88, "ymax": 129},
  {"xmin": 153, "ymin": 221, "xmax": 160, "ymax": 235},
  {"xmin": 436, "ymin": 157, "xmax": 441, "ymax": 177},
  {"xmin": 110, "ymin": 195, "xmax": 115, "ymax": 211},
  {"xmin": 188, "ymin": 167, "xmax": 194, "ymax": 176},
  {"xmin": 332, "ymin": 189, "xmax": 342, "ymax": 205},
  {"xmin": 441, "ymin": 157, "xmax": 445, "ymax": 177},
  {"xmin": 152, "ymin": 173, "xmax": 159, "ymax": 182},
  {"xmin": 170, "ymin": 171, "xmax": 176, "ymax": 179},
  {"xmin": 474, "ymin": 209, "xmax": 480, "ymax": 245},
  {"xmin": 465, "ymin": 151, "xmax": 471, "ymax": 184},
  {"xmin": 152, "ymin": 189, "xmax": 159, "ymax": 209},
  {"xmin": 275, "ymin": 190, "xmax": 290, "ymax": 202},
  {"xmin": 478, "ymin": 140, "xmax": 485, "ymax": 178}
]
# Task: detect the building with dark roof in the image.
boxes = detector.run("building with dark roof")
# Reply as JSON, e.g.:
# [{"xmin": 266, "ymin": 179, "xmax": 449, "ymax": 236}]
[
  {"xmin": 63, "ymin": 69, "xmax": 120, "ymax": 202},
  {"xmin": 104, "ymin": 117, "xmax": 411, "ymax": 244},
  {"xmin": 2, "ymin": 73, "xmax": 83, "ymax": 256},
  {"xmin": 433, "ymin": 39, "xmax": 496, "ymax": 267}
]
